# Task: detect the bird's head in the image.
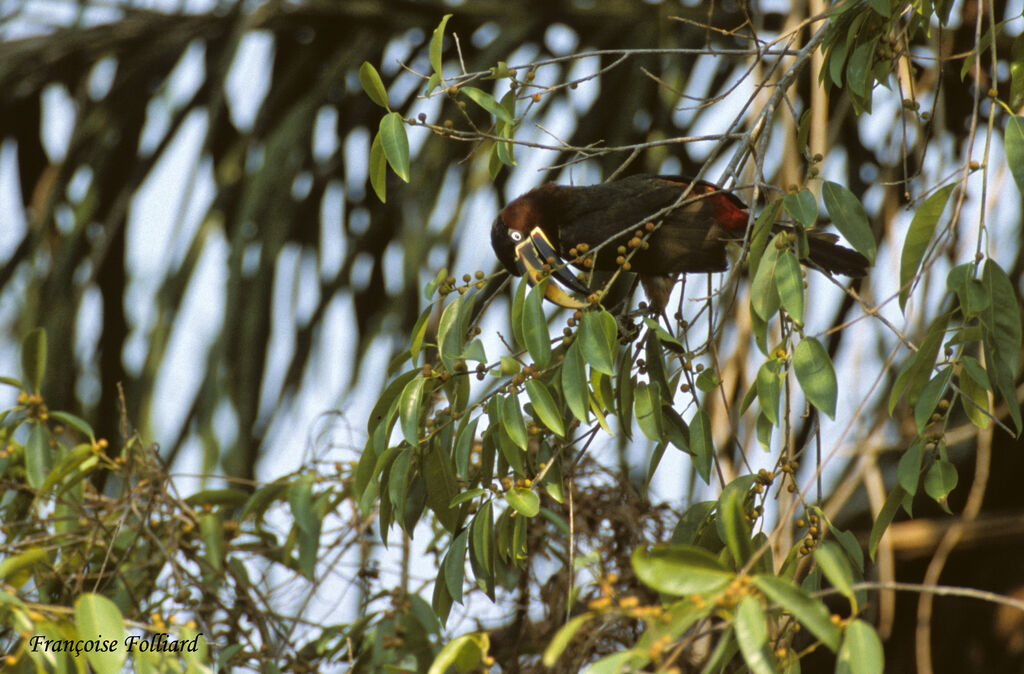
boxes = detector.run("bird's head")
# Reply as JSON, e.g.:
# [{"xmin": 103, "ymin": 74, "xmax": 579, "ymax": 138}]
[
  {"xmin": 490, "ymin": 194, "xmax": 544, "ymax": 276},
  {"xmin": 489, "ymin": 190, "xmax": 590, "ymax": 308}
]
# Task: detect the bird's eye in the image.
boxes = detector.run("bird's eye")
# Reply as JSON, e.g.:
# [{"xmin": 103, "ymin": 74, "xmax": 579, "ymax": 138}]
[{"xmin": 509, "ymin": 230, "xmax": 524, "ymax": 242}]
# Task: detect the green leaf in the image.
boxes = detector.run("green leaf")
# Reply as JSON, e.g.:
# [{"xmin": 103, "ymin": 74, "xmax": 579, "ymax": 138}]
[
  {"xmin": 511, "ymin": 276, "xmax": 528, "ymax": 348},
  {"xmin": 1005, "ymin": 115, "xmax": 1024, "ymax": 198},
  {"xmin": 424, "ymin": 441, "xmax": 459, "ymax": 532},
  {"xmin": 634, "ymin": 382, "xmax": 663, "ymax": 443},
  {"xmin": 461, "ymin": 86, "xmax": 515, "ymax": 125},
  {"xmin": 1011, "ymin": 37, "xmax": 1024, "ymax": 109},
  {"xmin": 562, "ymin": 340, "xmax": 590, "ymax": 422},
  {"xmin": 615, "ymin": 354, "xmax": 634, "ymax": 437},
  {"xmin": 946, "ymin": 263, "xmax": 989, "ymax": 315},
  {"xmin": 579, "ymin": 311, "xmax": 617, "ymax": 375},
  {"xmin": 897, "ymin": 438, "xmax": 924, "ymax": 496},
  {"xmin": 793, "ymin": 337, "xmax": 838, "ymax": 419},
  {"xmin": 695, "ymin": 368, "xmax": 721, "ymax": 392},
  {"xmin": 899, "ymin": 184, "xmax": 954, "ymax": 311},
  {"xmin": 924, "ymin": 459, "xmax": 958, "ymax": 507},
  {"xmin": 47, "ymin": 411, "xmax": 94, "ymax": 442},
  {"xmin": 427, "ymin": 632, "xmax": 488, "ymax": 674},
  {"xmin": 980, "ymin": 260, "xmax": 1023, "ymax": 432},
  {"xmin": 199, "ymin": 512, "xmax": 225, "ymax": 572},
  {"xmin": 775, "ymin": 248, "xmax": 805, "ymax": 325},
  {"xmin": 690, "ymin": 409, "xmax": 713, "ymax": 484},
  {"xmin": 522, "ymin": 282, "xmax": 551, "ymax": 368},
  {"xmin": 25, "ymin": 423, "xmax": 52, "ymax": 490},
  {"xmin": 868, "ymin": 0, "xmax": 891, "ymax": 16},
  {"xmin": 958, "ymin": 364, "xmax": 991, "ymax": 429},
  {"xmin": 748, "ymin": 199, "xmax": 783, "ymax": 278},
  {"xmin": 368, "ymin": 132, "xmax": 387, "ymax": 202},
  {"xmin": 378, "ymin": 112, "xmax": 410, "ymax": 183},
  {"xmin": 444, "ymin": 529, "xmax": 469, "ymax": 603},
  {"xmin": 359, "ymin": 62, "xmax": 389, "ymax": 108},
  {"xmin": 888, "ymin": 312, "xmax": 951, "ymax": 414},
  {"xmin": 543, "ymin": 614, "xmax": 592, "ymax": 666},
  {"xmin": 398, "ymin": 376, "xmax": 426, "ymax": 446},
  {"xmin": 756, "ymin": 360, "xmax": 782, "ymax": 426},
  {"xmin": 0, "ymin": 548, "xmax": 47, "ymax": 584},
  {"xmin": 437, "ymin": 295, "xmax": 463, "ymax": 371},
  {"xmin": 913, "ymin": 367, "xmax": 951, "ymax": 432},
  {"xmin": 869, "ymin": 484, "xmax": 906, "ymax": 561},
  {"xmin": 429, "ymin": 14, "xmax": 452, "ymax": 78},
  {"xmin": 501, "ymin": 394, "xmax": 528, "ymax": 451},
  {"xmin": 454, "ymin": 417, "xmax": 480, "ymax": 479},
  {"xmin": 753, "ymin": 574, "xmax": 841, "ymax": 651},
  {"xmin": 813, "ymin": 541, "xmax": 856, "ymax": 608},
  {"xmin": 846, "ymin": 39, "xmax": 877, "ymax": 99},
  {"xmin": 367, "ymin": 368, "xmax": 418, "ymax": 436},
  {"xmin": 751, "ymin": 236, "xmax": 782, "ymax": 321},
  {"xmin": 644, "ymin": 329, "xmax": 671, "ymax": 396},
  {"xmin": 822, "ymin": 182, "xmax": 876, "ymax": 263},
  {"xmin": 505, "ymin": 487, "xmax": 540, "ymax": 517},
  {"xmin": 21, "ymin": 328, "xmax": 46, "ymax": 394},
  {"xmin": 783, "ymin": 189, "xmax": 818, "ymax": 228},
  {"xmin": 470, "ymin": 501, "xmax": 495, "ymax": 597},
  {"xmin": 837, "ymin": 620, "xmax": 885, "ymax": 674},
  {"xmin": 670, "ymin": 501, "xmax": 715, "ymax": 545},
  {"xmin": 525, "ymin": 379, "xmax": 564, "ymax": 436},
  {"xmin": 74, "ymin": 594, "xmax": 127, "ymax": 673},
  {"xmin": 734, "ymin": 596, "xmax": 775, "ymax": 674},
  {"xmin": 717, "ymin": 480, "xmax": 754, "ymax": 568},
  {"xmin": 632, "ymin": 545, "xmax": 733, "ymax": 596}
]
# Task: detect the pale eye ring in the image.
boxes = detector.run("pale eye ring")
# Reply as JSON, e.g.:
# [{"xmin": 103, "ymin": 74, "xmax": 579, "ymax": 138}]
[{"xmin": 509, "ymin": 230, "xmax": 524, "ymax": 242}]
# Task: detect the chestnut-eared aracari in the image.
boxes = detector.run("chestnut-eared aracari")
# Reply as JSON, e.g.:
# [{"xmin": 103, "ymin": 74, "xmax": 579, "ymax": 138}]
[{"xmin": 490, "ymin": 174, "xmax": 869, "ymax": 312}]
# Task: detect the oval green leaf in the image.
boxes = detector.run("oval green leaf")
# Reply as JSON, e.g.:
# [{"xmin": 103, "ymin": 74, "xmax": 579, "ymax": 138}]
[
  {"xmin": 522, "ymin": 282, "xmax": 551, "ymax": 368},
  {"xmin": 734, "ymin": 596, "xmax": 773, "ymax": 674},
  {"xmin": 775, "ymin": 247, "xmax": 805, "ymax": 325},
  {"xmin": 1004, "ymin": 115, "xmax": 1024, "ymax": 198},
  {"xmin": 561, "ymin": 339, "xmax": 590, "ymax": 423},
  {"xmin": 751, "ymin": 236, "xmax": 781, "ymax": 321},
  {"xmin": 369, "ymin": 131, "xmax": 387, "ymax": 202},
  {"xmin": 543, "ymin": 613, "xmax": 592, "ymax": 666},
  {"xmin": 525, "ymin": 379, "xmax": 564, "ymax": 436},
  {"xmin": 753, "ymin": 574, "xmax": 840, "ymax": 651},
  {"xmin": 21, "ymin": 328, "xmax": 46, "ymax": 394},
  {"xmin": 378, "ymin": 112, "xmax": 410, "ymax": 183},
  {"xmin": 822, "ymin": 182, "xmax": 877, "ymax": 263},
  {"xmin": 899, "ymin": 184, "xmax": 954, "ymax": 311},
  {"xmin": 359, "ymin": 61, "xmax": 389, "ymax": 109},
  {"xmin": 505, "ymin": 487, "xmax": 540, "ymax": 517},
  {"xmin": 794, "ymin": 337, "xmax": 838, "ymax": 419},
  {"xmin": 461, "ymin": 86, "xmax": 515, "ymax": 125},
  {"xmin": 837, "ymin": 620, "xmax": 884, "ymax": 674},
  {"xmin": 924, "ymin": 458, "xmax": 958, "ymax": 505},
  {"xmin": 813, "ymin": 541, "xmax": 856, "ymax": 606},
  {"xmin": 399, "ymin": 376, "xmax": 426, "ymax": 446},
  {"xmin": 783, "ymin": 189, "xmax": 818, "ymax": 228},
  {"xmin": 579, "ymin": 310, "xmax": 616, "ymax": 376},
  {"xmin": 632, "ymin": 544, "xmax": 732, "ymax": 596},
  {"xmin": 74, "ymin": 593, "xmax": 127, "ymax": 673},
  {"xmin": 429, "ymin": 14, "xmax": 452, "ymax": 77},
  {"xmin": 501, "ymin": 394, "xmax": 528, "ymax": 451}
]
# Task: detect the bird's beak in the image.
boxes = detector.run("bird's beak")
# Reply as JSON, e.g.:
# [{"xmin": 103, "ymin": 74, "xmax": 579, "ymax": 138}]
[{"xmin": 513, "ymin": 228, "xmax": 591, "ymax": 309}]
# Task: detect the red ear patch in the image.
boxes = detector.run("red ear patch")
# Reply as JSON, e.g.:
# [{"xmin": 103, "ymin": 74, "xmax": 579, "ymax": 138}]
[{"xmin": 708, "ymin": 193, "xmax": 749, "ymax": 230}]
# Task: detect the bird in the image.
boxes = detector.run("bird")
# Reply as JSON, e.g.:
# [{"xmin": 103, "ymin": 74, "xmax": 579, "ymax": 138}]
[{"xmin": 490, "ymin": 174, "xmax": 869, "ymax": 312}]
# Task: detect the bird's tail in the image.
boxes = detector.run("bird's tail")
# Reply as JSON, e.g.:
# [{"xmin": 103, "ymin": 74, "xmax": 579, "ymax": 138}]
[{"xmin": 805, "ymin": 235, "xmax": 869, "ymax": 277}]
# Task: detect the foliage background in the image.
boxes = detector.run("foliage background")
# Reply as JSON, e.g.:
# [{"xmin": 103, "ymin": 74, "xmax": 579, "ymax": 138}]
[{"xmin": 1, "ymin": 0, "xmax": 1023, "ymax": 672}]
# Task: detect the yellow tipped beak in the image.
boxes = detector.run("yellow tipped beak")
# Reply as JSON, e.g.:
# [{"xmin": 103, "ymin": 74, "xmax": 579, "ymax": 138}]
[{"xmin": 513, "ymin": 228, "xmax": 591, "ymax": 309}]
